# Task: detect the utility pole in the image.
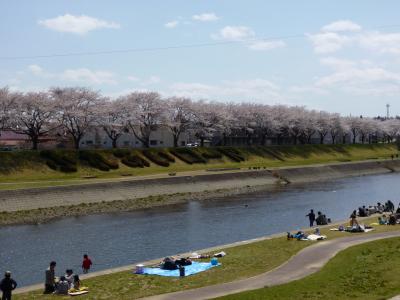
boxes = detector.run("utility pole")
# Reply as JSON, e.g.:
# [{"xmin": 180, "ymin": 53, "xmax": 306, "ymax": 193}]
[{"xmin": 387, "ymin": 103, "xmax": 390, "ymax": 119}]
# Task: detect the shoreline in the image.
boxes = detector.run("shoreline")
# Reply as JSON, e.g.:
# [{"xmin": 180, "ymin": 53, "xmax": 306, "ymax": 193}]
[
  {"xmin": 13, "ymin": 214, "xmax": 384, "ymax": 294},
  {"xmin": 1, "ymin": 159, "xmax": 400, "ymax": 226}
]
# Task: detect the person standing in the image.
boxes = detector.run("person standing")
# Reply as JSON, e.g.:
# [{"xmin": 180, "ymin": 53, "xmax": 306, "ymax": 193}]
[
  {"xmin": 82, "ymin": 254, "xmax": 92, "ymax": 274},
  {"xmin": 0, "ymin": 271, "xmax": 17, "ymax": 300},
  {"xmin": 306, "ymin": 209, "xmax": 316, "ymax": 227},
  {"xmin": 44, "ymin": 261, "xmax": 56, "ymax": 294},
  {"xmin": 350, "ymin": 210, "xmax": 359, "ymax": 227}
]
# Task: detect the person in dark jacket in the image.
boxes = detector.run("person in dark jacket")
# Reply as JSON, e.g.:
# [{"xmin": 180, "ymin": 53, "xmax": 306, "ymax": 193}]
[
  {"xmin": 0, "ymin": 271, "xmax": 17, "ymax": 300},
  {"xmin": 306, "ymin": 209, "xmax": 316, "ymax": 227}
]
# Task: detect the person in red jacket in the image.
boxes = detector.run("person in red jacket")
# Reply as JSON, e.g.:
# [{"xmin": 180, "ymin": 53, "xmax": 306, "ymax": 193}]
[{"xmin": 81, "ymin": 254, "xmax": 92, "ymax": 274}]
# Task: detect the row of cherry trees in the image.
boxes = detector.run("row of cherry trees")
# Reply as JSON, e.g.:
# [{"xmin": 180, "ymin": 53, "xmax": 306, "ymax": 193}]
[{"xmin": 0, "ymin": 86, "xmax": 399, "ymax": 150}]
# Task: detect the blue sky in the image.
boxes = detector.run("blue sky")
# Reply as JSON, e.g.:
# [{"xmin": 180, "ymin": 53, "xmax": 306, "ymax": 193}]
[{"xmin": 1, "ymin": 0, "xmax": 400, "ymax": 116}]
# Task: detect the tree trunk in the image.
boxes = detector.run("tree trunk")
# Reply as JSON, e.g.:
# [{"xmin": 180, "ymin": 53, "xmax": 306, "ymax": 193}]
[
  {"xmin": 320, "ymin": 133, "xmax": 324, "ymax": 144},
  {"xmin": 200, "ymin": 137, "xmax": 205, "ymax": 147},
  {"xmin": 331, "ymin": 135, "xmax": 336, "ymax": 144},
  {"xmin": 31, "ymin": 136, "xmax": 39, "ymax": 150},
  {"xmin": 73, "ymin": 136, "xmax": 80, "ymax": 150},
  {"xmin": 112, "ymin": 139, "xmax": 118, "ymax": 148},
  {"xmin": 173, "ymin": 134, "xmax": 179, "ymax": 148}
]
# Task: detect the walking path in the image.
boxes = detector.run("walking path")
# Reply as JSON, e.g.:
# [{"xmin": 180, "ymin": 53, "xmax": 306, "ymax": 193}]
[{"xmin": 143, "ymin": 231, "xmax": 400, "ymax": 300}]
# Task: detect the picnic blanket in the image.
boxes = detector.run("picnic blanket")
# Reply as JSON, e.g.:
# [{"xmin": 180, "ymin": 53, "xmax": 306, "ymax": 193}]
[
  {"xmin": 330, "ymin": 227, "xmax": 374, "ymax": 233},
  {"xmin": 141, "ymin": 262, "xmax": 220, "ymax": 277}
]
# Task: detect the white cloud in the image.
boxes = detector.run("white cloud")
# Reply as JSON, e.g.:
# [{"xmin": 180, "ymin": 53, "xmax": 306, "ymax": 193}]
[
  {"xmin": 192, "ymin": 13, "xmax": 219, "ymax": 22},
  {"xmin": 169, "ymin": 79, "xmax": 283, "ymax": 103},
  {"xmin": 322, "ymin": 20, "xmax": 362, "ymax": 32},
  {"xmin": 26, "ymin": 65, "xmax": 117, "ymax": 85},
  {"xmin": 127, "ymin": 76, "xmax": 140, "ymax": 82},
  {"xmin": 61, "ymin": 68, "xmax": 117, "ymax": 85},
  {"xmin": 164, "ymin": 20, "xmax": 179, "ymax": 28},
  {"xmin": 28, "ymin": 64, "xmax": 46, "ymax": 76},
  {"xmin": 315, "ymin": 58, "xmax": 400, "ymax": 96},
  {"xmin": 248, "ymin": 40, "xmax": 286, "ymax": 51},
  {"xmin": 358, "ymin": 31, "xmax": 400, "ymax": 55},
  {"xmin": 38, "ymin": 14, "xmax": 120, "ymax": 35},
  {"xmin": 307, "ymin": 32, "xmax": 351, "ymax": 54},
  {"xmin": 309, "ymin": 20, "xmax": 400, "ymax": 55},
  {"xmin": 212, "ymin": 26, "xmax": 255, "ymax": 41}
]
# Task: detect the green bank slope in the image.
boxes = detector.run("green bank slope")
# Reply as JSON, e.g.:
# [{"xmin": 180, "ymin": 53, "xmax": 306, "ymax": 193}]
[{"xmin": 0, "ymin": 144, "xmax": 397, "ymax": 190}]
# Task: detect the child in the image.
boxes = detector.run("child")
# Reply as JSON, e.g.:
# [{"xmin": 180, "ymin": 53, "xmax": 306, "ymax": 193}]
[{"xmin": 82, "ymin": 254, "xmax": 92, "ymax": 274}]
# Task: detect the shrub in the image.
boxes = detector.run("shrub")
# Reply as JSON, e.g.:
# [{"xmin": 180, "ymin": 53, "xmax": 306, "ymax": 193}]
[
  {"xmin": 170, "ymin": 148, "xmax": 207, "ymax": 164},
  {"xmin": 113, "ymin": 148, "xmax": 131, "ymax": 158},
  {"xmin": 121, "ymin": 154, "xmax": 150, "ymax": 168},
  {"xmin": 218, "ymin": 148, "xmax": 245, "ymax": 162},
  {"xmin": 79, "ymin": 151, "xmax": 119, "ymax": 171},
  {"xmin": 40, "ymin": 150, "xmax": 78, "ymax": 173},
  {"xmin": 158, "ymin": 151, "xmax": 175, "ymax": 162},
  {"xmin": 200, "ymin": 148, "xmax": 223, "ymax": 159},
  {"xmin": 142, "ymin": 150, "xmax": 170, "ymax": 167}
]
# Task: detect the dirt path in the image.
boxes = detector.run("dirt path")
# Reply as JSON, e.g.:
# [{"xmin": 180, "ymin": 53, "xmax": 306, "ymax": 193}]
[{"xmin": 142, "ymin": 231, "xmax": 400, "ymax": 300}]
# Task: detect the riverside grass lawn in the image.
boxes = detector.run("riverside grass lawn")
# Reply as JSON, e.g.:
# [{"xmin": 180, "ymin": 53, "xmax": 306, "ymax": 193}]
[
  {"xmin": 14, "ymin": 217, "xmax": 400, "ymax": 300},
  {"xmin": 217, "ymin": 237, "xmax": 400, "ymax": 300},
  {"xmin": 0, "ymin": 144, "xmax": 398, "ymax": 190}
]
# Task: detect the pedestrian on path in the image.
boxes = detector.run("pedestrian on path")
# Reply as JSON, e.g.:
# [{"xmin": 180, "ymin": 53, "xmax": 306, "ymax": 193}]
[
  {"xmin": 0, "ymin": 271, "xmax": 17, "ymax": 300},
  {"xmin": 306, "ymin": 209, "xmax": 316, "ymax": 227}
]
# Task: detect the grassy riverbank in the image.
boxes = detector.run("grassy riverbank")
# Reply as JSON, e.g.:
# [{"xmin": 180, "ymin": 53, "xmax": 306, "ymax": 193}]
[
  {"xmin": 0, "ymin": 144, "xmax": 397, "ymax": 190},
  {"xmin": 218, "ymin": 237, "xmax": 400, "ymax": 300},
  {"xmin": 14, "ymin": 217, "xmax": 400, "ymax": 300}
]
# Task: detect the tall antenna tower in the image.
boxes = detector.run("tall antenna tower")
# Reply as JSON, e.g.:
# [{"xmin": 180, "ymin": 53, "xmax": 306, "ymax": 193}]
[{"xmin": 386, "ymin": 103, "xmax": 390, "ymax": 119}]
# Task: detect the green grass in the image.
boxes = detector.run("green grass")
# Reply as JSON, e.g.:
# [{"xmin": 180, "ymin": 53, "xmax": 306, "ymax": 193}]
[
  {"xmin": 14, "ymin": 217, "xmax": 400, "ymax": 300},
  {"xmin": 217, "ymin": 237, "xmax": 400, "ymax": 300},
  {"xmin": 0, "ymin": 144, "xmax": 397, "ymax": 190}
]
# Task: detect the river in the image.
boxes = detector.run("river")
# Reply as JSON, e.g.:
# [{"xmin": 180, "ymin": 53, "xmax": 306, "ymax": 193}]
[{"xmin": 1, "ymin": 172, "xmax": 399, "ymax": 287}]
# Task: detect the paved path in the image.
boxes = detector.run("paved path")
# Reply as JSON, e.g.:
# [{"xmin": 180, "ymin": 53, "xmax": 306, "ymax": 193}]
[{"xmin": 143, "ymin": 231, "xmax": 400, "ymax": 300}]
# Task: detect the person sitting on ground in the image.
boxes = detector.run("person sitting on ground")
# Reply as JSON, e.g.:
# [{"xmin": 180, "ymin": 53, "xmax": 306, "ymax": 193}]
[
  {"xmin": 64, "ymin": 269, "xmax": 74, "ymax": 289},
  {"xmin": 306, "ymin": 209, "xmax": 315, "ymax": 227},
  {"xmin": 377, "ymin": 202, "xmax": 384, "ymax": 213},
  {"xmin": 316, "ymin": 211, "xmax": 328, "ymax": 225},
  {"xmin": 82, "ymin": 254, "xmax": 92, "ymax": 274},
  {"xmin": 379, "ymin": 215, "xmax": 388, "ymax": 225},
  {"xmin": 68, "ymin": 275, "xmax": 88, "ymax": 293},
  {"xmin": 55, "ymin": 276, "xmax": 69, "ymax": 295},
  {"xmin": 358, "ymin": 206, "xmax": 367, "ymax": 217},
  {"xmin": 0, "ymin": 271, "xmax": 17, "ymax": 300},
  {"xmin": 160, "ymin": 257, "xmax": 178, "ymax": 270},
  {"xmin": 44, "ymin": 261, "xmax": 57, "ymax": 294},
  {"xmin": 389, "ymin": 214, "xmax": 397, "ymax": 225},
  {"xmin": 350, "ymin": 210, "xmax": 359, "ymax": 227}
]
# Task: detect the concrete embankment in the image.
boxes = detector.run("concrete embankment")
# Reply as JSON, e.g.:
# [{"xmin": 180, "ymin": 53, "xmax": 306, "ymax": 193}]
[{"xmin": 1, "ymin": 159, "xmax": 400, "ymax": 214}]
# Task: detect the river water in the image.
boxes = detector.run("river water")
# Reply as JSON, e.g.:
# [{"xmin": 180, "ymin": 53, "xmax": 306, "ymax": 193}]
[{"xmin": 1, "ymin": 172, "xmax": 400, "ymax": 287}]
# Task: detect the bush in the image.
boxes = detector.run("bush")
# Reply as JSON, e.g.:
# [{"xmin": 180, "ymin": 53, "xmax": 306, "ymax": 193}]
[
  {"xmin": 170, "ymin": 148, "xmax": 207, "ymax": 164},
  {"xmin": 113, "ymin": 148, "xmax": 131, "ymax": 158},
  {"xmin": 218, "ymin": 148, "xmax": 245, "ymax": 162},
  {"xmin": 121, "ymin": 154, "xmax": 150, "ymax": 168},
  {"xmin": 200, "ymin": 148, "xmax": 223, "ymax": 159},
  {"xmin": 142, "ymin": 150, "xmax": 170, "ymax": 167},
  {"xmin": 40, "ymin": 150, "xmax": 78, "ymax": 173},
  {"xmin": 79, "ymin": 151, "xmax": 119, "ymax": 171},
  {"xmin": 158, "ymin": 151, "xmax": 175, "ymax": 162}
]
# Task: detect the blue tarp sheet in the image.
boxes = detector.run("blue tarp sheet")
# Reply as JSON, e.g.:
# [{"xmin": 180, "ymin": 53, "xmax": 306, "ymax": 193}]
[{"xmin": 141, "ymin": 262, "xmax": 220, "ymax": 277}]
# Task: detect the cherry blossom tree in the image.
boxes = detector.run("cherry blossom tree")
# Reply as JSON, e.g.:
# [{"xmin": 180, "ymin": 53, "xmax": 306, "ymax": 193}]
[
  {"xmin": 14, "ymin": 92, "xmax": 56, "ymax": 150},
  {"xmin": 316, "ymin": 112, "xmax": 331, "ymax": 144},
  {"xmin": 97, "ymin": 99, "xmax": 127, "ymax": 148},
  {"xmin": 0, "ymin": 87, "xmax": 19, "ymax": 133},
  {"xmin": 328, "ymin": 114, "xmax": 342, "ymax": 144},
  {"xmin": 164, "ymin": 97, "xmax": 195, "ymax": 147},
  {"xmin": 122, "ymin": 92, "xmax": 164, "ymax": 148},
  {"xmin": 345, "ymin": 116, "xmax": 363, "ymax": 144},
  {"xmin": 51, "ymin": 87, "xmax": 104, "ymax": 149}
]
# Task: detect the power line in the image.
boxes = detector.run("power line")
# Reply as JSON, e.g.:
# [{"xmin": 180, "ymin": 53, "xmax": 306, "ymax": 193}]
[{"xmin": 1, "ymin": 23, "xmax": 400, "ymax": 61}]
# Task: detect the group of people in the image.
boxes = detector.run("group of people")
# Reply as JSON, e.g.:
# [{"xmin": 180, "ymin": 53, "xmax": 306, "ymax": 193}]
[
  {"xmin": 44, "ymin": 254, "xmax": 92, "ymax": 295},
  {"xmin": 306, "ymin": 209, "xmax": 330, "ymax": 227}
]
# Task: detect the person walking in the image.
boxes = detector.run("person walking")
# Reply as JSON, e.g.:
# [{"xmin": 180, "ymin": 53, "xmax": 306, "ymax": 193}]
[
  {"xmin": 0, "ymin": 271, "xmax": 17, "ymax": 300},
  {"xmin": 82, "ymin": 254, "xmax": 92, "ymax": 274},
  {"xmin": 44, "ymin": 261, "xmax": 56, "ymax": 294},
  {"xmin": 306, "ymin": 209, "xmax": 316, "ymax": 227}
]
